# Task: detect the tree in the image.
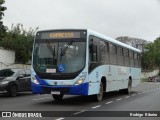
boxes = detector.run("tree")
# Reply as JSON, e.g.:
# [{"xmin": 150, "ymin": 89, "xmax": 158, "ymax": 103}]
[
  {"xmin": 0, "ymin": 0, "xmax": 7, "ymax": 41},
  {"xmin": 154, "ymin": 37, "xmax": 160, "ymax": 70},
  {"xmin": 143, "ymin": 42, "xmax": 155, "ymax": 70},
  {"xmin": 0, "ymin": 23, "xmax": 38, "ymax": 63},
  {"xmin": 143, "ymin": 36, "xmax": 160, "ymax": 71}
]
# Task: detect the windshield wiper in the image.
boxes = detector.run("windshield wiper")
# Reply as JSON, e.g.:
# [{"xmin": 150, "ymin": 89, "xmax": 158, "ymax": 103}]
[
  {"xmin": 61, "ymin": 41, "xmax": 73, "ymax": 56},
  {"xmin": 60, "ymin": 41, "xmax": 73, "ymax": 62}
]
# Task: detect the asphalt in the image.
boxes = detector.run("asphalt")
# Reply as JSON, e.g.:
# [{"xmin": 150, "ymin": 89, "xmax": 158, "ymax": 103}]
[{"xmin": 0, "ymin": 82, "xmax": 160, "ymax": 120}]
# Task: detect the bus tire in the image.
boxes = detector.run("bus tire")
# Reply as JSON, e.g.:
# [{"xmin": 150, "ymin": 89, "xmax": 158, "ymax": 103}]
[
  {"xmin": 93, "ymin": 81, "xmax": 103, "ymax": 102},
  {"xmin": 52, "ymin": 94, "xmax": 64, "ymax": 101},
  {"xmin": 123, "ymin": 79, "xmax": 132, "ymax": 94}
]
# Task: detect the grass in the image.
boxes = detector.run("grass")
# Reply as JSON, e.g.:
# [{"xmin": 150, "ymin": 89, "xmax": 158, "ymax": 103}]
[{"xmin": 140, "ymin": 78, "xmax": 148, "ymax": 83}]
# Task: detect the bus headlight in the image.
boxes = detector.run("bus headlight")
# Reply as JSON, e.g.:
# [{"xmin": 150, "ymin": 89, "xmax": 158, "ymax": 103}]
[
  {"xmin": 74, "ymin": 77, "xmax": 85, "ymax": 85},
  {"xmin": 32, "ymin": 76, "xmax": 39, "ymax": 85}
]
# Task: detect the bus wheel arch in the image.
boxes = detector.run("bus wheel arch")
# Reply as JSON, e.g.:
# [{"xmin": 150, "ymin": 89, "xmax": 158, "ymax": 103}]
[
  {"xmin": 101, "ymin": 76, "xmax": 107, "ymax": 93},
  {"xmin": 125, "ymin": 76, "xmax": 132, "ymax": 94},
  {"xmin": 93, "ymin": 76, "xmax": 106, "ymax": 102},
  {"xmin": 120, "ymin": 76, "xmax": 132, "ymax": 94},
  {"xmin": 129, "ymin": 76, "xmax": 132, "ymax": 88}
]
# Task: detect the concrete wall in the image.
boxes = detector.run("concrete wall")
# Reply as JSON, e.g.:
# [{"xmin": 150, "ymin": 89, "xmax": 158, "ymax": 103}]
[
  {"xmin": 0, "ymin": 63, "xmax": 31, "ymax": 70},
  {"xmin": 0, "ymin": 48, "xmax": 15, "ymax": 64}
]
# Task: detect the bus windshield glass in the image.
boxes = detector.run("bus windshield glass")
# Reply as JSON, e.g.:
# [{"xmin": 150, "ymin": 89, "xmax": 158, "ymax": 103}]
[{"xmin": 33, "ymin": 39, "xmax": 86, "ymax": 74}]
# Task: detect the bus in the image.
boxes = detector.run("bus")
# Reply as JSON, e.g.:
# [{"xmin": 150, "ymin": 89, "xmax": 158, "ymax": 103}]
[{"xmin": 31, "ymin": 29, "xmax": 141, "ymax": 102}]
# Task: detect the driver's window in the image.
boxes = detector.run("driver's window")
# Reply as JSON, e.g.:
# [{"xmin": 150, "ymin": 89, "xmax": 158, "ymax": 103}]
[{"xmin": 89, "ymin": 39, "xmax": 98, "ymax": 62}]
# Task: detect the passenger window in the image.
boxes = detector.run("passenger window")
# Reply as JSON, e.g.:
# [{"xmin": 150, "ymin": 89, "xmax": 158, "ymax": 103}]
[
  {"xmin": 118, "ymin": 47, "xmax": 123, "ymax": 56},
  {"xmin": 89, "ymin": 39, "xmax": 98, "ymax": 62},
  {"xmin": 112, "ymin": 45, "xmax": 117, "ymax": 54},
  {"xmin": 134, "ymin": 53, "xmax": 137, "ymax": 59},
  {"xmin": 124, "ymin": 49, "xmax": 129, "ymax": 57},
  {"xmin": 129, "ymin": 51, "xmax": 134, "ymax": 58},
  {"xmin": 100, "ymin": 40, "xmax": 107, "ymax": 62},
  {"xmin": 109, "ymin": 43, "xmax": 117, "ymax": 64}
]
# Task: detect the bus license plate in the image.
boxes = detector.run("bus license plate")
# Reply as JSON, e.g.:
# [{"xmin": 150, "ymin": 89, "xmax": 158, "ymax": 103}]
[{"xmin": 51, "ymin": 91, "xmax": 60, "ymax": 95}]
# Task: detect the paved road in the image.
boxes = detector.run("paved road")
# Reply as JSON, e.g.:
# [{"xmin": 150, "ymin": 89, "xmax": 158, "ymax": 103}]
[{"xmin": 0, "ymin": 82, "xmax": 160, "ymax": 120}]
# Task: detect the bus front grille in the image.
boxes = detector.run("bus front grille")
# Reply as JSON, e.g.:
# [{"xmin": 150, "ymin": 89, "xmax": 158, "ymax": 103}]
[{"xmin": 42, "ymin": 87, "xmax": 70, "ymax": 94}]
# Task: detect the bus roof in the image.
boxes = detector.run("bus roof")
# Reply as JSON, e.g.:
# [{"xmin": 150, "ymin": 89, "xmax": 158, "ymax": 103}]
[
  {"xmin": 37, "ymin": 29, "xmax": 141, "ymax": 53},
  {"xmin": 87, "ymin": 29, "xmax": 141, "ymax": 53}
]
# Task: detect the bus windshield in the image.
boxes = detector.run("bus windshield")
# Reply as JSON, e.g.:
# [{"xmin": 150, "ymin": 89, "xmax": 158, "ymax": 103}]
[{"xmin": 33, "ymin": 40, "xmax": 86, "ymax": 74}]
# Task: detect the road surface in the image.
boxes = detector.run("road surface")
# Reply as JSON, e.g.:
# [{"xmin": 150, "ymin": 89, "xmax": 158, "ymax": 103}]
[{"xmin": 0, "ymin": 82, "xmax": 160, "ymax": 120}]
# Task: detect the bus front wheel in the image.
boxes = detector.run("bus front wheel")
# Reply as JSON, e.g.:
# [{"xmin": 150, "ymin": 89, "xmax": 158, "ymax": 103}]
[
  {"xmin": 93, "ymin": 81, "xmax": 103, "ymax": 102},
  {"xmin": 52, "ymin": 94, "xmax": 64, "ymax": 101}
]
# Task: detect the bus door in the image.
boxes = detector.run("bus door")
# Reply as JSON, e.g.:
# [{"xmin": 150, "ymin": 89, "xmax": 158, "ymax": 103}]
[{"xmin": 88, "ymin": 36, "xmax": 100, "ymax": 95}]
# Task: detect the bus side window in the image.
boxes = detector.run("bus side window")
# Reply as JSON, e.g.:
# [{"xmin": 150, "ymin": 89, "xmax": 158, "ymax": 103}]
[
  {"xmin": 124, "ymin": 49, "xmax": 129, "ymax": 66},
  {"xmin": 129, "ymin": 50, "xmax": 134, "ymax": 66},
  {"xmin": 109, "ymin": 43, "xmax": 117, "ymax": 64},
  {"xmin": 99, "ymin": 40, "xmax": 108, "ymax": 63},
  {"xmin": 138, "ymin": 53, "xmax": 141, "ymax": 67},
  {"xmin": 117, "ymin": 46, "xmax": 124, "ymax": 65},
  {"xmin": 89, "ymin": 43, "xmax": 97, "ymax": 62},
  {"xmin": 89, "ymin": 37, "xmax": 99, "ymax": 72}
]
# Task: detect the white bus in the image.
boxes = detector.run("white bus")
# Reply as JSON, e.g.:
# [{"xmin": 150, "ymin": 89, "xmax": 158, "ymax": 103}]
[{"xmin": 31, "ymin": 29, "xmax": 141, "ymax": 102}]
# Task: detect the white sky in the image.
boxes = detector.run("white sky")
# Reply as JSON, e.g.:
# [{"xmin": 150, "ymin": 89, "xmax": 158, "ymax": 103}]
[{"xmin": 3, "ymin": 0, "xmax": 160, "ymax": 41}]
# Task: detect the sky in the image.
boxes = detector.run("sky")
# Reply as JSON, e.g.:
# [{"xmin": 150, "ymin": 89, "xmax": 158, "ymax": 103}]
[{"xmin": 3, "ymin": 0, "xmax": 160, "ymax": 41}]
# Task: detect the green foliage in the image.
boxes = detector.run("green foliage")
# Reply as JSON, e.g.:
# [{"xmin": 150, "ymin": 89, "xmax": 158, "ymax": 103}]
[
  {"xmin": 154, "ymin": 37, "xmax": 160, "ymax": 68},
  {"xmin": 142, "ymin": 37, "xmax": 160, "ymax": 71},
  {"xmin": 0, "ymin": 23, "xmax": 38, "ymax": 63},
  {"xmin": 0, "ymin": 0, "xmax": 7, "ymax": 41}
]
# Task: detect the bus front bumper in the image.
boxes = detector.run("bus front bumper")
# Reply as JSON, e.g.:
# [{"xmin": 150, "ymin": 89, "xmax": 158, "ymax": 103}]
[{"xmin": 31, "ymin": 82, "xmax": 89, "ymax": 96}]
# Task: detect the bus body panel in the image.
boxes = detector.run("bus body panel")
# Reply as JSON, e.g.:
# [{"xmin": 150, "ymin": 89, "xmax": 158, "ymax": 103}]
[
  {"xmin": 88, "ymin": 65, "xmax": 141, "ymax": 95},
  {"xmin": 31, "ymin": 29, "xmax": 141, "ymax": 97}
]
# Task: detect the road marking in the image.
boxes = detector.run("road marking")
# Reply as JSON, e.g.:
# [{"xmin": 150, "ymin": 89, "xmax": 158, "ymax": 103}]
[
  {"xmin": 73, "ymin": 110, "xmax": 87, "ymax": 115},
  {"xmin": 55, "ymin": 118, "xmax": 65, "ymax": 120},
  {"xmin": 124, "ymin": 96, "xmax": 130, "ymax": 98},
  {"xmin": 138, "ymin": 92, "xmax": 142, "ymax": 95},
  {"xmin": 142, "ymin": 91, "xmax": 146, "ymax": 94},
  {"xmin": 116, "ymin": 98, "xmax": 123, "ymax": 101},
  {"xmin": 92, "ymin": 105, "xmax": 101, "ymax": 109},
  {"xmin": 105, "ymin": 101, "xmax": 113, "ymax": 104},
  {"xmin": 132, "ymin": 94, "xmax": 136, "ymax": 96},
  {"xmin": 32, "ymin": 97, "xmax": 52, "ymax": 101}
]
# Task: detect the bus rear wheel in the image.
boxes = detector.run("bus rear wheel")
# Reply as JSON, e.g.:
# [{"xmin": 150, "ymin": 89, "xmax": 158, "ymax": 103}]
[
  {"xmin": 52, "ymin": 94, "xmax": 64, "ymax": 101},
  {"xmin": 94, "ymin": 82, "xmax": 103, "ymax": 102},
  {"xmin": 120, "ymin": 80, "xmax": 132, "ymax": 94}
]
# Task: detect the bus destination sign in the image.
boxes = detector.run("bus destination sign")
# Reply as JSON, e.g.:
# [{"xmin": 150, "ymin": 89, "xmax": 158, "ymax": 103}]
[{"xmin": 38, "ymin": 31, "xmax": 86, "ymax": 39}]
